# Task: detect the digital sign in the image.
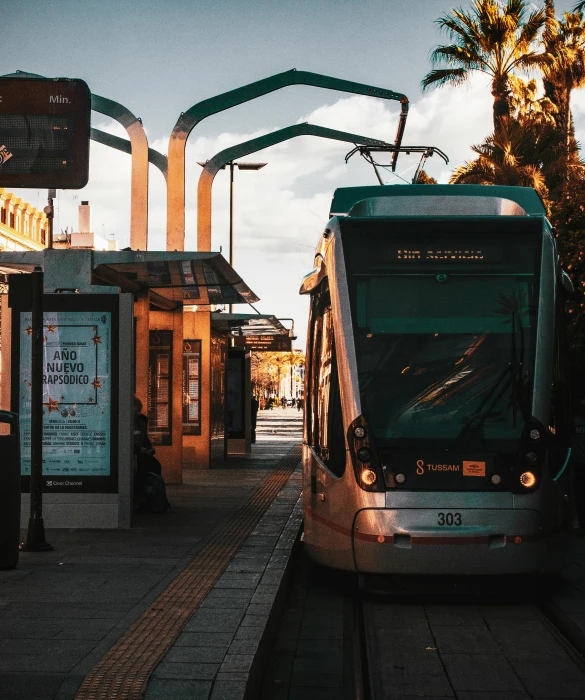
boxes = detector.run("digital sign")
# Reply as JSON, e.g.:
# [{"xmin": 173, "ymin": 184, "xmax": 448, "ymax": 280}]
[
  {"xmin": 233, "ymin": 334, "xmax": 292, "ymax": 352},
  {"xmin": 0, "ymin": 77, "xmax": 91, "ymax": 188},
  {"xmin": 394, "ymin": 246, "xmax": 499, "ymax": 262}
]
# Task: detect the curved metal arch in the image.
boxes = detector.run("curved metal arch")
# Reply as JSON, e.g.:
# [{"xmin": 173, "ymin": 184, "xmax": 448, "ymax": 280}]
[
  {"xmin": 197, "ymin": 122, "xmax": 392, "ymax": 251},
  {"xmin": 168, "ymin": 69, "xmax": 409, "ymax": 251},
  {"xmin": 3, "ymin": 70, "xmax": 161, "ymax": 250}
]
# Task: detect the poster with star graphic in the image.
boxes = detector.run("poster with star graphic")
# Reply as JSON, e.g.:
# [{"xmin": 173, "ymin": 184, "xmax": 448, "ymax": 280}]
[{"xmin": 19, "ymin": 309, "xmax": 113, "ymax": 481}]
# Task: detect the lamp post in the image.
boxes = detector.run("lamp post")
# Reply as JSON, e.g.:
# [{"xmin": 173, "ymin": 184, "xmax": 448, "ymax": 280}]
[{"xmin": 198, "ymin": 160, "xmax": 267, "ymax": 312}]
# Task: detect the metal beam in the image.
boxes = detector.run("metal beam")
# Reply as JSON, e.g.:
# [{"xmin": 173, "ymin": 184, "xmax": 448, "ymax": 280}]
[
  {"xmin": 3, "ymin": 71, "xmax": 153, "ymax": 250},
  {"xmin": 197, "ymin": 123, "xmax": 392, "ymax": 251},
  {"xmin": 168, "ymin": 69, "xmax": 409, "ymax": 251}
]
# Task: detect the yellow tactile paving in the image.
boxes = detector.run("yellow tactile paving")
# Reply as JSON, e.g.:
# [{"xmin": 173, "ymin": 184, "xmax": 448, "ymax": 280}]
[{"xmin": 74, "ymin": 446, "xmax": 301, "ymax": 700}]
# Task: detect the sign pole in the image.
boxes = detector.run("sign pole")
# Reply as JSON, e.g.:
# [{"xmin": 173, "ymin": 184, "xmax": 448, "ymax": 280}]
[
  {"xmin": 20, "ymin": 267, "xmax": 52, "ymax": 552},
  {"xmin": 44, "ymin": 189, "xmax": 55, "ymax": 250}
]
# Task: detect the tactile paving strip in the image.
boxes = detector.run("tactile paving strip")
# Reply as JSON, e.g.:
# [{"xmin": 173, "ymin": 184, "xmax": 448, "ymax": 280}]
[{"xmin": 74, "ymin": 445, "xmax": 302, "ymax": 700}]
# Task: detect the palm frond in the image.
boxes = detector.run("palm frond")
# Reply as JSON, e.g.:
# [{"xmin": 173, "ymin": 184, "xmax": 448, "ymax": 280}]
[{"xmin": 421, "ymin": 68, "xmax": 470, "ymax": 91}]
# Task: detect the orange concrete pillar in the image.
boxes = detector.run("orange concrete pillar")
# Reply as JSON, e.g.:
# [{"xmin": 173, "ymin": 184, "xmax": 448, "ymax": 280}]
[{"xmin": 134, "ymin": 291, "xmax": 149, "ymax": 413}]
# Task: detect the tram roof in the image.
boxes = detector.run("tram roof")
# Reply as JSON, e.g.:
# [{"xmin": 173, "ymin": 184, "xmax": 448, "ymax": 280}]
[{"xmin": 329, "ymin": 184, "xmax": 546, "ymax": 218}]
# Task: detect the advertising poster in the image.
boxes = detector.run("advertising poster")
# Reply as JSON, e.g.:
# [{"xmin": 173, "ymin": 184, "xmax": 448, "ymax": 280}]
[
  {"xmin": 148, "ymin": 331, "xmax": 172, "ymax": 445},
  {"xmin": 182, "ymin": 339, "xmax": 201, "ymax": 435},
  {"xmin": 18, "ymin": 309, "xmax": 114, "ymax": 490}
]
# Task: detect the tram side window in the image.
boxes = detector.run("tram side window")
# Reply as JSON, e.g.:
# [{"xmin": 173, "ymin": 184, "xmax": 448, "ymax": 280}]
[{"xmin": 309, "ymin": 288, "xmax": 345, "ymax": 475}]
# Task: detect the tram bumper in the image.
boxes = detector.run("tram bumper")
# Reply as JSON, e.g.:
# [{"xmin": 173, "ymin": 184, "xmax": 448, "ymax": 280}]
[{"xmin": 352, "ymin": 508, "xmax": 564, "ymax": 575}]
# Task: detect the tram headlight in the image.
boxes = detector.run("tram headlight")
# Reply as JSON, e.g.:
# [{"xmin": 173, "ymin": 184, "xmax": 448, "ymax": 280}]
[
  {"xmin": 525, "ymin": 452, "xmax": 538, "ymax": 463},
  {"xmin": 354, "ymin": 426, "xmax": 367, "ymax": 439},
  {"xmin": 395, "ymin": 473, "xmax": 406, "ymax": 484},
  {"xmin": 520, "ymin": 471, "xmax": 537, "ymax": 488},
  {"xmin": 360, "ymin": 468, "xmax": 377, "ymax": 486},
  {"xmin": 357, "ymin": 447, "xmax": 371, "ymax": 463},
  {"xmin": 529, "ymin": 429, "xmax": 541, "ymax": 441}
]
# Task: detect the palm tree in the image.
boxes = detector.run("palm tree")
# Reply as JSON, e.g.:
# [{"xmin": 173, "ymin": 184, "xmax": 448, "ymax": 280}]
[
  {"xmin": 422, "ymin": 0, "xmax": 546, "ymax": 142},
  {"xmin": 542, "ymin": 1, "xmax": 585, "ymax": 195},
  {"xmin": 449, "ymin": 130, "xmax": 548, "ymax": 198}
]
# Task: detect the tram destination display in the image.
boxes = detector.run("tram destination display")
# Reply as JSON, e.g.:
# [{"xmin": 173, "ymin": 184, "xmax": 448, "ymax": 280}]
[
  {"xmin": 11, "ymin": 294, "xmax": 119, "ymax": 493},
  {"xmin": 392, "ymin": 244, "xmax": 501, "ymax": 263},
  {"xmin": 0, "ymin": 77, "xmax": 91, "ymax": 188}
]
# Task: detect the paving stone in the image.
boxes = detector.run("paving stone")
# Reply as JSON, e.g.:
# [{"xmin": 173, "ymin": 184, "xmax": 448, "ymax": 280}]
[
  {"xmin": 0, "ymin": 672, "xmax": 65, "ymax": 700},
  {"xmin": 488, "ymin": 621, "xmax": 569, "ymax": 661},
  {"xmin": 480, "ymin": 605, "xmax": 539, "ymax": 623},
  {"xmin": 52, "ymin": 619, "xmax": 118, "ymax": 640},
  {"xmin": 220, "ymin": 654, "xmax": 255, "ymax": 673},
  {"xmin": 367, "ymin": 603, "xmax": 429, "ymax": 629},
  {"xmin": 215, "ymin": 572, "xmax": 262, "ymax": 589},
  {"xmin": 441, "ymin": 653, "xmax": 525, "ymax": 692},
  {"xmin": 426, "ymin": 604, "xmax": 484, "ymax": 626},
  {"xmin": 209, "ymin": 680, "xmax": 248, "ymax": 700},
  {"xmin": 374, "ymin": 671, "xmax": 454, "ymax": 697},
  {"xmin": 432, "ymin": 625, "xmax": 502, "ymax": 655},
  {"xmin": 373, "ymin": 649, "xmax": 445, "ymax": 676},
  {"xmin": 227, "ymin": 638, "xmax": 260, "ymax": 656},
  {"xmin": 234, "ymin": 625, "xmax": 265, "ymax": 642},
  {"xmin": 144, "ymin": 679, "xmax": 212, "ymax": 700},
  {"xmin": 215, "ymin": 671, "xmax": 249, "ymax": 681},
  {"xmin": 511, "ymin": 658, "xmax": 585, "ymax": 698},
  {"xmin": 239, "ymin": 614, "xmax": 268, "ymax": 627},
  {"xmin": 174, "ymin": 632, "xmax": 234, "ymax": 648},
  {"xmin": 456, "ymin": 693, "xmax": 531, "ymax": 700},
  {"xmin": 152, "ymin": 662, "xmax": 220, "ymax": 680},
  {"xmin": 204, "ymin": 588, "xmax": 254, "ymax": 602},
  {"xmin": 164, "ymin": 646, "xmax": 226, "ymax": 664},
  {"xmin": 199, "ymin": 597, "xmax": 249, "ymax": 612}
]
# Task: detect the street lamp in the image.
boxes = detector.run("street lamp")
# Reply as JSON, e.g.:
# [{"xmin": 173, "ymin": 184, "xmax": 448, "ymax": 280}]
[{"xmin": 198, "ymin": 160, "xmax": 267, "ymax": 311}]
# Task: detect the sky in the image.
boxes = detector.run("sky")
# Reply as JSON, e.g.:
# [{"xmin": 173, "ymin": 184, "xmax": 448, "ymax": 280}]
[{"xmin": 5, "ymin": 0, "xmax": 584, "ymax": 348}]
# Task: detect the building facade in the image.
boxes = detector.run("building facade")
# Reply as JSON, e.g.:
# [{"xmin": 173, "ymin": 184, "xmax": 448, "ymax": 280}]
[{"xmin": 0, "ymin": 189, "xmax": 48, "ymax": 252}]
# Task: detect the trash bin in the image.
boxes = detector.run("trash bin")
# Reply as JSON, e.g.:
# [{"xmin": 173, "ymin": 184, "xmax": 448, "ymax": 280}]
[{"xmin": 0, "ymin": 411, "xmax": 20, "ymax": 570}]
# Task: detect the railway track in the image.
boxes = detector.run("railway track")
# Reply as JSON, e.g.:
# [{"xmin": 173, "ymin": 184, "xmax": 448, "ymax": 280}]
[
  {"xmin": 261, "ymin": 554, "xmax": 585, "ymax": 699},
  {"xmin": 355, "ymin": 575, "xmax": 585, "ymax": 700}
]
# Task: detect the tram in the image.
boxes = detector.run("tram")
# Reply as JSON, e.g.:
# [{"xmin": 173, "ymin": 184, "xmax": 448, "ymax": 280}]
[{"xmin": 300, "ymin": 184, "xmax": 574, "ymax": 575}]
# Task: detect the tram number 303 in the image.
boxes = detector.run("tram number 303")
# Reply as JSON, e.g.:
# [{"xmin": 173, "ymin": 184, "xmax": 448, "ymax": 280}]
[{"xmin": 437, "ymin": 512, "xmax": 462, "ymax": 526}]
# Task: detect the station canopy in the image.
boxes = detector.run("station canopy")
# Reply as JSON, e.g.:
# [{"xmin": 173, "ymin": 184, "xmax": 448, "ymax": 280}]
[
  {"xmin": 0, "ymin": 251, "xmax": 259, "ymax": 308},
  {"xmin": 212, "ymin": 313, "xmax": 293, "ymax": 351},
  {"xmin": 211, "ymin": 313, "xmax": 288, "ymax": 336}
]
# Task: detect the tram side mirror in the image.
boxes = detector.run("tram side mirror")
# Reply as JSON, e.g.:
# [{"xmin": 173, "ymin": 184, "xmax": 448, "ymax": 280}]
[{"xmin": 560, "ymin": 270, "xmax": 577, "ymax": 300}]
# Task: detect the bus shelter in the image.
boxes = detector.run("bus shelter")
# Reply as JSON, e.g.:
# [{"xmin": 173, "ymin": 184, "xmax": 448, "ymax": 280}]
[
  {"xmin": 210, "ymin": 313, "xmax": 290, "ymax": 456},
  {"xmin": 0, "ymin": 248, "xmax": 258, "ymax": 528}
]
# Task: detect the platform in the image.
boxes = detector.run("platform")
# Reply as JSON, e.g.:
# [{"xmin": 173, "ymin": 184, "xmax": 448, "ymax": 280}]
[{"xmin": 0, "ymin": 408, "xmax": 304, "ymax": 700}]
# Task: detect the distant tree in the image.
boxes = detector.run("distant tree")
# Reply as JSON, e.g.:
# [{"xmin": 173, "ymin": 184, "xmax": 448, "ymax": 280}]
[
  {"xmin": 415, "ymin": 170, "xmax": 438, "ymax": 184},
  {"xmin": 422, "ymin": 0, "xmax": 546, "ymax": 142},
  {"xmin": 251, "ymin": 351, "xmax": 305, "ymax": 400}
]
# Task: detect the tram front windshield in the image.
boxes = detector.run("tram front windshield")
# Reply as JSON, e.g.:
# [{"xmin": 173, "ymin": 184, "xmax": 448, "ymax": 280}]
[{"xmin": 343, "ymin": 218, "xmax": 542, "ymax": 446}]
